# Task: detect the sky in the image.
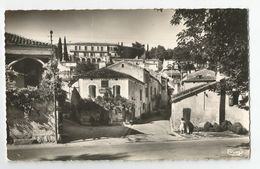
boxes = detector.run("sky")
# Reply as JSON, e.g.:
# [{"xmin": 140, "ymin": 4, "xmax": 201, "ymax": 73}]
[{"xmin": 5, "ymin": 9, "xmax": 184, "ymax": 49}]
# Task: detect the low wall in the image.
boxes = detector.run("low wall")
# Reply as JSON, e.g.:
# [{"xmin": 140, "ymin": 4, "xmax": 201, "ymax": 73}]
[{"xmin": 7, "ymin": 101, "xmax": 56, "ymax": 144}]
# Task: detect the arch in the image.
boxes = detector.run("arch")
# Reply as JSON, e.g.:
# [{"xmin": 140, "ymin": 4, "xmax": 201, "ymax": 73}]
[
  {"xmin": 87, "ymin": 58, "xmax": 91, "ymax": 63},
  {"xmin": 92, "ymin": 58, "xmax": 96, "ymax": 63},
  {"xmin": 8, "ymin": 57, "xmax": 44, "ymax": 68},
  {"xmin": 97, "ymin": 58, "xmax": 101, "ymax": 63}
]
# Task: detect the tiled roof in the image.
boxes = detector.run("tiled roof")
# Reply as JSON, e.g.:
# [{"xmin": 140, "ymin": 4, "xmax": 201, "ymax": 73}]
[
  {"xmin": 78, "ymin": 67, "xmax": 144, "ymax": 84},
  {"xmin": 67, "ymin": 42, "xmax": 118, "ymax": 46},
  {"xmin": 172, "ymin": 81, "xmax": 217, "ymax": 103},
  {"xmin": 5, "ymin": 32, "xmax": 52, "ymax": 47},
  {"xmin": 183, "ymin": 69, "xmax": 216, "ymax": 82}
]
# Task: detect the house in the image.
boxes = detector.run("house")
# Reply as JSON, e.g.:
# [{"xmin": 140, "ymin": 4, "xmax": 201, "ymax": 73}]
[
  {"xmin": 170, "ymin": 81, "xmax": 250, "ymax": 132},
  {"xmin": 112, "ymin": 58, "xmax": 163, "ymax": 72},
  {"xmin": 71, "ymin": 68, "xmax": 147, "ymax": 118},
  {"xmin": 107, "ymin": 61, "xmax": 162, "ymax": 113},
  {"xmin": 5, "ymin": 32, "xmax": 54, "ymax": 87},
  {"xmin": 161, "ymin": 69, "xmax": 182, "ymax": 95},
  {"xmin": 181, "ymin": 69, "xmax": 216, "ymax": 90}
]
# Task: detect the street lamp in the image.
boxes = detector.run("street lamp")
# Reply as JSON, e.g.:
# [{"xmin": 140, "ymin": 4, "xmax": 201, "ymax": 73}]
[{"xmin": 50, "ymin": 30, "xmax": 58, "ymax": 143}]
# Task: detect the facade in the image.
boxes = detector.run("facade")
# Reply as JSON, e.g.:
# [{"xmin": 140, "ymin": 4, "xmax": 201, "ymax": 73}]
[
  {"xmin": 112, "ymin": 58, "xmax": 163, "ymax": 72},
  {"xmin": 72, "ymin": 68, "xmax": 146, "ymax": 118},
  {"xmin": 5, "ymin": 32, "xmax": 54, "ymax": 87},
  {"xmin": 181, "ymin": 69, "xmax": 216, "ymax": 90},
  {"xmin": 170, "ymin": 82, "xmax": 249, "ymax": 132},
  {"xmin": 67, "ymin": 42, "xmax": 119, "ymax": 64},
  {"xmin": 107, "ymin": 61, "xmax": 162, "ymax": 114}
]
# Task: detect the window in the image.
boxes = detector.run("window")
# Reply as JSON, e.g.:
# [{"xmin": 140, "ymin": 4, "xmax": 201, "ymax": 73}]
[
  {"xmin": 89, "ymin": 85, "xmax": 96, "ymax": 98},
  {"xmin": 140, "ymin": 89, "xmax": 142, "ymax": 101},
  {"xmin": 79, "ymin": 46, "xmax": 81, "ymax": 50},
  {"xmin": 121, "ymin": 64, "xmax": 124, "ymax": 68},
  {"xmin": 113, "ymin": 85, "xmax": 120, "ymax": 97},
  {"xmin": 82, "ymin": 58, "xmax": 85, "ymax": 62},
  {"xmin": 101, "ymin": 46, "xmax": 103, "ymax": 51},
  {"xmin": 84, "ymin": 52, "xmax": 87, "ymax": 56},
  {"xmin": 92, "ymin": 58, "xmax": 96, "ymax": 63},
  {"xmin": 145, "ymin": 87, "xmax": 148, "ymax": 98},
  {"xmin": 97, "ymin": 46, "xmax": 99, "ymax": 51},
  {"xmin": 85, "ymin": 46, "xmax": 87, "ymax": 50},
  {"xmin": 154, "ymin": 88, "xmax": 157, "ymax": 96},
  {"xmin": 101, "ymin": 80, "xmax": 109, "ymax": 88},
  {"xmin": 150, "ymin": 87, "xmax": 152, "ymax": 97},
  {"xmin": 87, "ymin": 58, "xmax": 91, "ymax": 63},
  {"xmin": 91, "ymin": 46, "xmax": 94, "ymax": 51},
  {"xmin": 75, "ymin": 46, "xmax": 77, "ymax": 50},
  {"xmin": 97, "ymin": 58, "xmax": 101, "ymax": 63}
]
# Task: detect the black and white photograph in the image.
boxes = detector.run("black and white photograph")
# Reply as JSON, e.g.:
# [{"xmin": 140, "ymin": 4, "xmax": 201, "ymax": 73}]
[{"xmin": 4, "ymin": 8, "xmax": 250, "ymax": 161}]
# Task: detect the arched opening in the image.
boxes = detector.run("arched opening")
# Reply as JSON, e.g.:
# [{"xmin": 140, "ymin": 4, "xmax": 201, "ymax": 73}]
[
  {"xmin": 10, "ymin": 58, "xmax": 44, "ymax": 87},
  {"xmin": 87, "ymin": 58, "xmax": 91, "ymax": 63},
  {"xmin": 97, "ymin": 58, "xmax": 101, "ymax": 63},
  {"xmin": 92, "ymin": 58, "xmax": 96, "ymax": 63}
]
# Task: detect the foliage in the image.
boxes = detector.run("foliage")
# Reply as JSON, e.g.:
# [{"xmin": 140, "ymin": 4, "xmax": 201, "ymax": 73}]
[
  {"xmin": 171, "ymin": 9, "xmax": 249, "ymax": 92},
  {"xmin": 73, "ymin": 62, "xmax": 97, "ymax": 76},
  {"xmin": 115, "ymin": 42, "xmax": 145, "ymax": 58},
  {"xmin": 6, "ymin": 59, "xmax": 66, "ymax": 116},
  {"xmin": 63, "ymin": 37, "xmax": 70, "ymax": 61}
]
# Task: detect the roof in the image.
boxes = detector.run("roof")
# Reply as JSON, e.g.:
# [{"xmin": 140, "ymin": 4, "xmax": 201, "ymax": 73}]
[
  {"xmin": 171, "ymin": 81, "xmax": 217, "ymax": 103},
  {"xmin": 183, "ymin": 69, "xmax": 216, "ymax": 82},
  {"xmin": 163, "ymin": 70, "xmax": 181, "ymax": 77},
  {"xmin": 67, "ymin": 42, "xmax": 118, "ymax": 46},
  {"xmin": 77, "ymin": 67, "xmax": 144, "ymax": 84},
  {"xmin": 107, "ymin": 60, "xmax": 149, "ymax": 73},
  {"xmin": 5, "ymin": 32, "xmax": 52, "ymax": 48}
]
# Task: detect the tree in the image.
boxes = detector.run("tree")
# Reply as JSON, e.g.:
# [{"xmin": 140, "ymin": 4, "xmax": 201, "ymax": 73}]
[
  {"xmin": 73, "ymin": 62, "xmax": 97, "ymax": 76},
  {"xmin": 57, "ymin": 38, "xmax": 63, "ymax": 61},
  {"xmin": 132, "ymin": 41, "xmax": 145, "ymax": 57},
  {"xmin": 63, "ymin": 37, "xmax": 69, "ymax": 61},
  {"xmin": 171, "ymin": 9, "xmax": 249, "ymax": 92}
]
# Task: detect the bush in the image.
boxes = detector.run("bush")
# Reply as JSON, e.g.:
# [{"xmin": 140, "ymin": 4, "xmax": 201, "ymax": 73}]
[
  {"xmin": 230, "ymin": 122, "xmax": 248, "ymax": 135},
  {"xmin": 220, "ymin": 120, "xmax": 233, "ymax": 131},
  {"xmin": 204, "ymin": 122, "xmax": 213, "ymax": 131},
  {"xmin": 212, "ymin": 123, "xmax": 223, "ymax": 132}
]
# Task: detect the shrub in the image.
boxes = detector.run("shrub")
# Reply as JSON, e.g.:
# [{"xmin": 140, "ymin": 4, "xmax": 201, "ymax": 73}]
[
  {"xmin": 212, "ymin": 123, "xmax": 223, "ymax": 132},
  {"xmin": 220, "ymin": 120, "xmax": 233, "ymax": 131},
  {"xmin": 230, "ymin": 122, "xmax": 248, "ymax": 135},
  {"xmin": 204, "ymin": 122, "xmax": 213, "ymax": 131}
]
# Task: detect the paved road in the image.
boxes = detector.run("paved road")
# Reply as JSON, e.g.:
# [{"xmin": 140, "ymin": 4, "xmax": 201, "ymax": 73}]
[{"xmin": 7, "ymin": 137, "xmax": 249, "ymax": 161}]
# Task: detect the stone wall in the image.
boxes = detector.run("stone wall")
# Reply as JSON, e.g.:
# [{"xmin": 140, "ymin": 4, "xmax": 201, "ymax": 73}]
[{"xmin": 7, "ymin": 101, "xmax": 56, "ymax": 144}]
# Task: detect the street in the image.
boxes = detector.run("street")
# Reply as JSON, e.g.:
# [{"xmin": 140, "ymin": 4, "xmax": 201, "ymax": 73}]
[{"xmin": 7, "ymin": 137, "xmax": 249, "ymax": 161}]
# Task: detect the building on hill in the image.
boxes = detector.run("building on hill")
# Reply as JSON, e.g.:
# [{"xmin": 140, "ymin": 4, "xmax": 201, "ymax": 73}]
[
  {"xmin": 5, "ymin": 32, "xmax": 55, "ymax": 87},
  {"xmin": 66, "ymin": 42, "xmax": 118, "ymax": 64},
  {"xmin": 112, "ymin": 58, "xmax": 162, "ymax": 72},
  {"xmin": 107, "ymin": 61, "xmax": 162, "ymax": 113},
  {"xmin": 181, "ymin": 69, "xmax": 216, "ymax": 90}
]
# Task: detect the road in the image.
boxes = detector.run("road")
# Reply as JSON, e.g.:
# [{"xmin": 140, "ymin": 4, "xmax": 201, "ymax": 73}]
[{"xmin": 7, "ymin": 137, "xmax": 249, "ymax": 161}]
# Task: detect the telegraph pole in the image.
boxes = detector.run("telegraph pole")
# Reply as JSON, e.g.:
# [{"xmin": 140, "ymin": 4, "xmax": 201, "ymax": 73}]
[{"xmin": 50, "ymin": 30, "xmax": 58, "ymax": 143}]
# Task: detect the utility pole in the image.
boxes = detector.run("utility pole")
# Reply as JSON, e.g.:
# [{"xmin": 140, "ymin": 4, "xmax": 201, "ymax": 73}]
[{"xmin": 50, "ymin": 30, "xmax": 58, "ymax": 143}]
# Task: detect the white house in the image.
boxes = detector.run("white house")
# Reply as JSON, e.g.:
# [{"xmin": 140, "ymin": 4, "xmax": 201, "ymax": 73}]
[{"xmin": 71, "ymin": 68, "xmax": 147, "ymax": 118}]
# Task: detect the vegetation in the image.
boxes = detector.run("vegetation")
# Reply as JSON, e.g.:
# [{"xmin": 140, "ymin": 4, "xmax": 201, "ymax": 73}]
[
  {"xmin": 73, "ymin": 62, "xmax": 98, "ymax": 76},
  {"xmin": 171, "ymin": 9, "xmax": 249, "ymax": 92}
]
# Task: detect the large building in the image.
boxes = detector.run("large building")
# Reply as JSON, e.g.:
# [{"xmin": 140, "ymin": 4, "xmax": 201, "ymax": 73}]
[
  {"xmin": 5, "ymin": 32, "xmax": 54, "ymax": 87},
  {"xmin": 66, "ymin": 42, "xmax": 118, "ymax": 64}
]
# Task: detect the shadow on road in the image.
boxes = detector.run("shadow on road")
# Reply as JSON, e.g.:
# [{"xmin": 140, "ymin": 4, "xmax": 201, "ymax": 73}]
[
  {"xmin": 40, "ymin": 153, "xmax": 129, "ymax": 161},
  {"xmin": 62, "ymin": 119, "xmax": 143, "ymax": 143}
]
